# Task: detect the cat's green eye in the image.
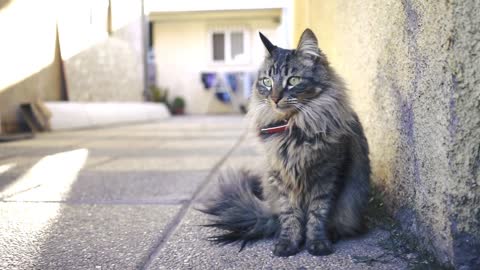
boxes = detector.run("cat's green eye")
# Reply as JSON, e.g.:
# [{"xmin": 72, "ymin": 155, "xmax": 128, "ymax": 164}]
[
  {"xmin": 287, "ymin": 76, "xmax": 302, "ymax": 86},
  {"xmin": 262, "ymin": 78, "xmax": 272, "ymax": 87}
]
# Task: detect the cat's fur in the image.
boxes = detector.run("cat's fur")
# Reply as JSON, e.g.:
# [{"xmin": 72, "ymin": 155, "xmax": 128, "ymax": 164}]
[{"xmin": 200, "ymin": 29, "xmax": 370, "ymax": 257}]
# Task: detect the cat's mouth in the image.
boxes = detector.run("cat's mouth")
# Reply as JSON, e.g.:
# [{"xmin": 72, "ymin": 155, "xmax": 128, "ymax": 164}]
[{"xmin": 272, "ymin": 103, "xmax": 297, "ymax": 114}]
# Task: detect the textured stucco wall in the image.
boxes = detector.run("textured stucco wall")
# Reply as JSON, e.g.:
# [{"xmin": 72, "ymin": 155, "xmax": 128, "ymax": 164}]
[
  {"xmin": 294, "ymin": 0, "xmax": 479, "ymax": 268},
  {"xmin": 0, "ymin": 0, "xmax": 63, "ymax": 133},
  {"xmin": 60, "ymin": 0, "xmax": 145, "ymax": 102},
  {"xmin": 61, "ymin": 23, "xmax": 145, "ymax": 102},
  {"xmin": 0, "ymin": 0, "xmax": 145, "ymax": 132}
]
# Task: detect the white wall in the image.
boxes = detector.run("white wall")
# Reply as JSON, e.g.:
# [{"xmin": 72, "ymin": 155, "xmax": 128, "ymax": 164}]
[{"xmin": 152, "ymin": 15, "xmax": 283, "ymax": 114}]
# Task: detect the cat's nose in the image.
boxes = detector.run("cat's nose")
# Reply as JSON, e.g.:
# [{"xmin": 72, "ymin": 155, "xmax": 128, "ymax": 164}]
[{"xmin": 271, "ymin": 96, "xmax": 282, "ymax": 104}]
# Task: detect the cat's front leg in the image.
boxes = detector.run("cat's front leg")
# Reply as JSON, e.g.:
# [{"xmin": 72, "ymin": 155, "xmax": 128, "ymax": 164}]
[
  {"xmin": 274, "ymin": 198, "xmax": 304, "ymax": 257},
  {"xmin": 269, "ymin": 181, "xmax": 304, "ymax": 257},
  {"xmin": 305, "ymin": 174, "xmax": 337, "ymax": 256}
]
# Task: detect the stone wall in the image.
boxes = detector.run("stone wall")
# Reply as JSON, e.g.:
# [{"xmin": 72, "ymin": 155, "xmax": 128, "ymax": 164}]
[{"xmin": 294, "ymin": 0, "xmax": 479, "ymax": 268}]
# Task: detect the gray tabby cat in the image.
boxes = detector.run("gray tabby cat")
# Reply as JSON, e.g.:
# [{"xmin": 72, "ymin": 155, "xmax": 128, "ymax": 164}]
[{"xmin": 200, "ymin": 29, "xmax": 370, "ymax": 257}]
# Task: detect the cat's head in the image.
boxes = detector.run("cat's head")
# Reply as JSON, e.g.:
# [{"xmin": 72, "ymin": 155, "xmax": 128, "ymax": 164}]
[{"xmin": 253, "ymin": 29, "xmax": 331, "ymax": 117}]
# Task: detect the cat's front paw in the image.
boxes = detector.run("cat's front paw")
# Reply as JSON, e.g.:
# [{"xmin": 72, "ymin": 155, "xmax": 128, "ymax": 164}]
[
  {"xmin": 306, "ymin": 239, "xmax": 333, "ymax": 256},
  {"xmin": 273, "ymin": 239, "xmax": 300, "ymax": 257}
]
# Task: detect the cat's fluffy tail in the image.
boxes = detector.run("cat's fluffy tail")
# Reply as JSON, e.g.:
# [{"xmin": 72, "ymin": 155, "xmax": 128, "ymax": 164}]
[{"xmin": 198, "ymin": 169, "xmax": 279, "ymax": 250}]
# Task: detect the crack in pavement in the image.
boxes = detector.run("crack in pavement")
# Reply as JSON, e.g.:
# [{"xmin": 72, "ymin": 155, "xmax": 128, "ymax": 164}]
[
  {"xmin": 0, "ymin": 184, "xmax": 42, "ymax": 201},
  {"xmin": 139, "ymin": 131, "xmax": 248, "ymax": 270}
]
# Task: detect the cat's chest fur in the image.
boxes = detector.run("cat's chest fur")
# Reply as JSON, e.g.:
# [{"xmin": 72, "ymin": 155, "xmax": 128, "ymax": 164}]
[{"xmin": 260, "ymin": 127, "xmax": 334, "ymax": 183}]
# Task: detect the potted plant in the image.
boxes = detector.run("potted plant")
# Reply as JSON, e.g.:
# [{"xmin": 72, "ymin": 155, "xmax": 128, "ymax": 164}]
[
  {"xmin": 171, "ymin": 97, "xmax": 185, "ymax": 115},
  {"xmin": 149, "ymin": 86, "xmax": 169, "ymax": 104}
]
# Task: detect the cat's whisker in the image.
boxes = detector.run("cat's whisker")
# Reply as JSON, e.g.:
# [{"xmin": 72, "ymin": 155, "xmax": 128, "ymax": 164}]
[
  {"xmin": 295, "ymin": 104, "xmax": 316, "ymax": 123},
  {"xmin": 249, "ymin": 103, "xmax": 269, "ymax": 116}
]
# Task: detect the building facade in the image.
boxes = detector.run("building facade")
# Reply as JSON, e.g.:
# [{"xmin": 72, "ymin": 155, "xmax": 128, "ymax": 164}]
[{"xmin": 148, "ymin": 1, "xmax": 291, "ymax": 114}]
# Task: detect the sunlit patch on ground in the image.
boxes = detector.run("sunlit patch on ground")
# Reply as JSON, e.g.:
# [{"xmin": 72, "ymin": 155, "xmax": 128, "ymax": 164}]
[
  {"xmin": 0, "ymin": 163, "xmax": 16, "ymax": 175},
  {"xmin": 1, "ymin": 149, "xmax": 88, "ymax": 199}
]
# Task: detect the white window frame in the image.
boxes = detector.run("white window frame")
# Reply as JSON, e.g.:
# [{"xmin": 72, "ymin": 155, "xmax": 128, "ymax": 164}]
[{"xmin": 207, "ymin": 28, "xmax": 250, "ymax": 65}]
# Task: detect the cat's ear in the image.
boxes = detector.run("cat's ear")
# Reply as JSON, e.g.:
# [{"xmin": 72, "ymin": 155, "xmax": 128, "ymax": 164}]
[
  {"xmin": 259, "ymin": 32, "xmax": 277, "ymax": 55},
  {"xmin": 296, "ymin": 28, "xmax": 320, "ymax": 58}
]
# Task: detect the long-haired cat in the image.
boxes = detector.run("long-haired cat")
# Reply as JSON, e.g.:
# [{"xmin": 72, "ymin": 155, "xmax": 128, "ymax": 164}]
[{"xmin": 200, "ymin": 29, "xmax": 370, "ymax": 257}]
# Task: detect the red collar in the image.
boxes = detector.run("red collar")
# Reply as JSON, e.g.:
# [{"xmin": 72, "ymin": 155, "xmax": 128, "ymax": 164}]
[{"xmin": 260, "ymin": 120, "xmax": 289, "ymax": 135}]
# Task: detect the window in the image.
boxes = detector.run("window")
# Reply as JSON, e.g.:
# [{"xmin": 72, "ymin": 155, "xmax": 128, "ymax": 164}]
[
  {"xmin": 210, "ymin": 29, "xmax": 249, "ymax": 64},
  {"xmin": 230, "ymin": 32, "xmax": 244, "ymax": 60},
  {"xmin": 213, "ymin": 33, "xmax": 225, "ymax": 61}
]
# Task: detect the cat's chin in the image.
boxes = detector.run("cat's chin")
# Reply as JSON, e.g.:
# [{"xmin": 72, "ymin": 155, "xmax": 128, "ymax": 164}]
[{"xmin": 272, "ymin": 105, "xmax": 297, "ymax": 116}]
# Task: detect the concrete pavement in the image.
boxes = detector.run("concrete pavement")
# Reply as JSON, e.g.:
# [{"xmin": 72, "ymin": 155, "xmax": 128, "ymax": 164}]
[{"xmin": 0, "ymin": 115, "xmax": 410, "ymax": 269}]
